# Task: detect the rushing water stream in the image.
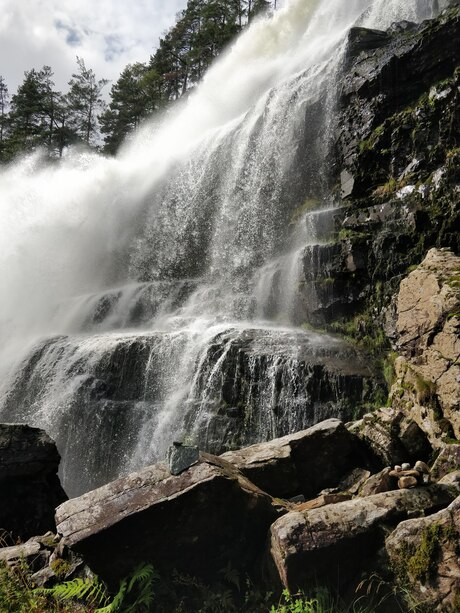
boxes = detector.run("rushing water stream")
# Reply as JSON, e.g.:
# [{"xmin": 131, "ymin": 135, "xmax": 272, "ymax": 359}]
[{"xmin": 0, "ymin": 0, "xmax": 442, "ymax": 495}]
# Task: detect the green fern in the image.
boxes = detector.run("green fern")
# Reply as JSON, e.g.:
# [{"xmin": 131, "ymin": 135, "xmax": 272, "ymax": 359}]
[
  {"xmin": 95, "ymin": 580, "xmax": 126, "ymax": 613},
  {"xmin": 37, "ymin": 562, "xmax": 158, "ymax": 613},
  {"xmin": 125, "ymin": 564, "xmax": 158, "ymax": 612},
  {"xmin": 39, "ymin": 575, "xmax": 109, "ymax": 608}
]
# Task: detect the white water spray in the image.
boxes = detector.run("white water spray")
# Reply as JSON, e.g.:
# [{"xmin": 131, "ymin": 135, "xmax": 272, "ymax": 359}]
[{"xmin": 0, "ymin": 0, "xmax": 441, "ymax": 494}]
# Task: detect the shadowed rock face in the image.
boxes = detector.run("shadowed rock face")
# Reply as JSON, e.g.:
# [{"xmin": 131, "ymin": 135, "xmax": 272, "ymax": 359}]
[
  {"xmin": 55, "ymin": 453, "xmax": 281, "ymax": 587},
  {"xmin": 0, "ymin": 424, "xmax": 67, "ymax": 540},
  {"xmin": 339, "ymin": 8, "xmax": 460, "ymax": 190},
  {"xmin": 315, "ymin": 8, "xmax": 460, "ymax": 330}
]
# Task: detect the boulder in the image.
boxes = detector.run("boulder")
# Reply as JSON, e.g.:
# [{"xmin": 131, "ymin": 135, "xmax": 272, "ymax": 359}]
[
  {"xmin": 268, "ymin": 484, "xmax": 458, "ymax": 591},
  {"xmin": 386, "ymin": 496, "xmax": 460, "ymax": 612},
  {"xmin": 221, "ymin": 419, "xmax": 365, "ymax": 499},
  {"xmin": 337, "ymin": 467, "xmax": 371, "ymax": 495},
  {"xmin": 359, "ymin": 467, "xmax": 394, "ymax": 497},
  {"xmin": 0, "ymin": 532, "xmax": 86, "ymax": 587},
  {"xmin": 0, "ymin": 541, "xmax": 43, "ymax": 566},
  {"xmin": 0, "ymin": 424, "xmax": 67, "ymax": 540},
  {"xmin": 167, "ymin": 442, "xmax": 199, "ymax": 475},
  {"xmin": 439, "ymin": 470, "xmax": 460, "ymax": 486},
  {"xmin": 349, "ymin": 408, "xmax": 431, "ymax": 467},
  {"xmin": 56, "ymin": 453, "xmax": 281, "ymax": 587},
  {"xmin": 431, "ymin": 445, "xmax": 460, "ymax": 480}
]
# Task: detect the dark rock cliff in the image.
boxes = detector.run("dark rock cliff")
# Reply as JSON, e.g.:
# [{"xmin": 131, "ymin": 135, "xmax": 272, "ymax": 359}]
[{"xmin": 300, "ymin": 6, "xmax": 459, "ymax": 365}]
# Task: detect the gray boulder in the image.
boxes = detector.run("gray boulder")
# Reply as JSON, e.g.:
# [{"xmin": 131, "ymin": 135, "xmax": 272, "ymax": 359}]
[
  {"xmin": 221, "ymin": 419, "xmax": 366, "ymax": 499},
  {"xmin": 431, "ymin": 445, "xmax": 460, "ymax": 480},
  {"xmin": 167, "ymin": 442, "xmax": 199, "ymax": 475},
  {"xmin": 56, "ymin": 453, "xmax": 281, "ymax": 587},
  {"xmin": 268, "ymin": 484, "xmax": 458, "ymax": 591}
]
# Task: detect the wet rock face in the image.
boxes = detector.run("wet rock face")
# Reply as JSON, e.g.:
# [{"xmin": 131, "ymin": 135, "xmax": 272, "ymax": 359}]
[
  {"xmin": 390, "ymin": 249, "xmax": 460, "ymax": 446},
  {"xmin": 2, "ymin": 326, "xmax": 378, "ymax": 497},
  {"xmin": 316, "ymin": 7, "xmax": 460, "ymax": 333},
  {"xmin": 386, "ymin": 495, "xmax": 460, "ymax": 612},
  {"xmin": 0, "ymin": 424, "xmax": 67, "ymax": 540},
  {"xmin": 339, "ymin": 8, "xmax": 460, "ymax": 189},
  {"xmin": 56, "ymin": 453, "xmax": 281, "ymax": 588},
  {"xmin": 189, "ymin": 328, "xmax": 379, "ymax": 455}
]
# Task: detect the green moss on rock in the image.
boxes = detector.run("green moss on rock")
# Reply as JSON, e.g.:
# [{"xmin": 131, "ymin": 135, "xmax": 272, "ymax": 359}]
[{"xmin": 393, "ymin": 522, "xmax": 457, "ymax": 585}]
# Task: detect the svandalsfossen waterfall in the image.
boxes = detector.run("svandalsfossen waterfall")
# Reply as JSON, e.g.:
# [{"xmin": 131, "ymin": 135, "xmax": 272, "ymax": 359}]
[{"xmin": 0, "ymin": 0, "xmax": 441, "ymax": 496}]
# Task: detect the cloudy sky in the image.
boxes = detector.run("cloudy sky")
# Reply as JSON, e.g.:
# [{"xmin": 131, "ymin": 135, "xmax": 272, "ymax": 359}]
[{"xmin": 0, "ymin": 0, "xmax": 187, "ymax": 95}]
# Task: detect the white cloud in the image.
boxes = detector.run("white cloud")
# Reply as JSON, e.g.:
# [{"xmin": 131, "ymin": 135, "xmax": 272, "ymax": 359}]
[{"xmin": 0, "ymin": 0, "xmax": 187, "ymax": 96}]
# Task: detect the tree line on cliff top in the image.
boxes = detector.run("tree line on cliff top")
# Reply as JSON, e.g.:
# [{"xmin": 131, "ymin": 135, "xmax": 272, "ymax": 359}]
[{"xmin": 0, "ymin": 0, "xmax": 272, "ymax": 162}]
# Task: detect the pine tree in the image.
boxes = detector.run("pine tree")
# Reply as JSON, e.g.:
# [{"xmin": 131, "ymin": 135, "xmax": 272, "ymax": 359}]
[
  {"xmin": 0, "ymin": 76, "xmax": 9, "ymax": 161},
  {"xmin": 67, "ymin": 57, "xmax": 108, "ymax": 146},
  {"xmin": 6, "ymin": 67, "xmax": 57, "ymax": 158},
  {"xmin": 100, "ymin": 63, "xmax": 153, "ymax": 154}
]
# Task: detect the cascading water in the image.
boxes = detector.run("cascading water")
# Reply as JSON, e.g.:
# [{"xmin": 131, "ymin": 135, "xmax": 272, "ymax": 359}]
[{"xmin": 0, "ymin": 0, "xmax": 441, "ymax": 496}]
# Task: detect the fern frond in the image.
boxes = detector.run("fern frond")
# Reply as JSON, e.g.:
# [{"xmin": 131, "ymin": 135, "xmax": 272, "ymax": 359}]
[
  {"xmin": 127, "ymin": 563, "xmax": 158, "ymax": 593},
  {"xmin": 95, "ymin": 578, "xmax": 127, "ymax": 613},
  {"xmin": 38, "ymin": 575, "xmax": 109, "ymax": 607}
]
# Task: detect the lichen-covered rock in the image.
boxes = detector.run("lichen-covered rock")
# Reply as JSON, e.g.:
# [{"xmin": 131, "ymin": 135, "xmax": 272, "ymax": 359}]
[
  {"xmin": 339, "ymin": 8, "xmax": 460, "ymax": 198},
  {"xmin": 0, "ymin": 541, "xmax": 43, "ymax": 566},
  {"xmin": 348, "ymin": 407, "xmax": 431, "ymax": 466},
  {"xmin": 56, "ymin": 453, "xmax": 281, "ymax": 587},
  {"xmin": 386, "ymin": 496, "xmax": 460, "ymax": 612},
  {"xmin": 0, "ymin": 424, "xmax": 67, "ymax": 539},
  {"xmin": 431, "ymin": 445, "xmax": 460, "ymax": 480},
  {"xmin": 390, "ymin": 249, "xmax": 460, "ymax": 446},
  {"xmin": 268, "ymin": 484, "xmax": 458, "ymax": 592},
  {"xmin": 438, "ymin": 470, "xmax": 460, "ymax": 486},
  {"xmin": 221, "ymin": 419, "xmax": 366, "ymax": 499}
]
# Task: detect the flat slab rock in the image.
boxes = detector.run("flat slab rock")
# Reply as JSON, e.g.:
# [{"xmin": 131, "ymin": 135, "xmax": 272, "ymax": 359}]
[
  {"xmin": 56, "ymin": 453, "xmax": 281, "ymax": 586},
  {"xmin": 221, "ymin": 419, "xmax": 365, "ymax": 499},
  {"xmin": 269, "ymin": 484, "xmax": 458, "ymax": 591}
]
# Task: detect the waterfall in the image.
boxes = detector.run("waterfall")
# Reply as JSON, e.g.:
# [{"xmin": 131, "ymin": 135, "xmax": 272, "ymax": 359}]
[{"xmin": 0, "ymin": 0, "xmax": 440, "ymax": 496}]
